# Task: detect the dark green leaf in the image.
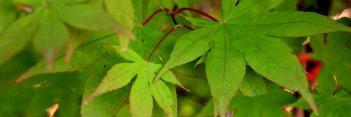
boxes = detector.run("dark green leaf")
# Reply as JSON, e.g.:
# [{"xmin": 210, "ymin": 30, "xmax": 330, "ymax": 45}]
[
  {"xmin": 274, "ymin": 0, "xmax": 297, "ymax": 11},
  {"xmin": 130, "ymin": 69, "xmax": 154, "ymax": 117},
  {"xmin": 316, "ymin": 66, "xmax": 336, "ymax": 94},
  {"xmin": 239, "ymin": 68, "xmax": 268, "ymax": 97},
  {"xmin": 311, "ymin": 95, "xmax": 351, "ymax": 117},
  {"xmin": 230, "ymin": 91, "xmax": 296, "ymax": 117},
  {"xmin": 229, "ymin": 12, "xmax": 351, "ymax": 37},
  {"xmin": 315, "ymin": 32, "xmax": 351, "ymax": 91}
]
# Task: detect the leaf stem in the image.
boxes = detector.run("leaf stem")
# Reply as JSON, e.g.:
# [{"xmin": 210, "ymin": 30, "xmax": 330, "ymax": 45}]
[
  {"xmin": 146, "ymin": 25, "xmax": 194, "ymax": 62},
  {"xmin": 77, "ymin": 33, "xmax": 115, "ymax": 48},
  {"xmin": 177, "ymin": 8, "xmax": 219, "ymax": 21},
  {"xmin": 142, "ymin": 8, "xmax": 170, "ymax": 26}
]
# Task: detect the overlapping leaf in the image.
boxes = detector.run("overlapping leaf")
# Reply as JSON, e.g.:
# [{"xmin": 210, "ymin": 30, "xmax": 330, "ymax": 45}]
[
  {"xmin": 1, "ymin": 1, "xmax": 124, "ymax": 66},
  {"xmin": 0, "ymin": 12, "xmax": 39, "ymax": 64},
  {"xmin": 310, "ymin": 18, "xmax": 351, "ymax": 91},
  {"xmin": 33, "ymin": 8, "xmax": 69, "ymax": 67},
  {"xmin": 239, "ymin": 68, "xmax": 268, "ymax": 97}
]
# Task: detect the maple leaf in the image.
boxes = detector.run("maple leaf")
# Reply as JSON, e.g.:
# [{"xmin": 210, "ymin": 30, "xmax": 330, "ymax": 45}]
[
  {"xmin": 310, "ymin": 18, "xmax": 351, "ymax": 92},
  {"xmin": 155, "ymin": 0, "xmax": 351, "ymax": 116}
]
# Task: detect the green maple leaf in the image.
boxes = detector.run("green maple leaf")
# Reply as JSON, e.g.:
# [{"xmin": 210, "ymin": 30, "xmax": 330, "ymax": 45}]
[
  {"xmin": 311, "ymin": 93, "xmax": 351, "ymax": 117},
  {"xmin": 85, "ymin": 45, "xmax": 185, "ymax": 117},
  {"xmin": 310, "ymin": 18, "xmax": 351, "ymax": 92},
  {"xmin": 156, "ymin": 0, "xmax": 351, "ymax": 116}
]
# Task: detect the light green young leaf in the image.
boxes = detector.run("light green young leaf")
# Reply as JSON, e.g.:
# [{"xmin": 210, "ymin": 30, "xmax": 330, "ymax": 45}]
[
  {"xmin": 86, "ymin": 63, "xmax": 142, "ymax": 103},
  {"xmin": 205, "ymin": 26, "xmax": 246, "ymax": 116},
  {"xmin": 15, "ymin": 57, "xmax": 76, "ymax": 83},
  {"xmin": 156, "ymin": 26, "xmax": 216, "ymax": 80},
  {"xmin": 315, "ymin": 66, "xmax": 336, "ymax": 94},
  {"xmin": 229, "ymin": 28, "xmax": 317, "ymax": 112},
  {"xmin": 225, "ymin": 0, "xmax": 283, "ymax": 20},
  {"xmin": 130, "ymin": 69, "xmax": 154, "ymax": 117},
  {"xmin": 0, "ymin": 13, "xmax": 39, "ymax": 64},
  {"xmin": 52, "ymin": 3, "xmax": 117, "ymax": 31},
  {"xmin": 111, "ymin": 45, "xmax": 144, "ymax": 62},
  {"xmin": 239, "ymin": 68, "xmax": 268, "ymax": 97},
  {"xmin": 32, "ymin": 9, "xmax": 69, "ymax": 67},
  {"xmin": 81, "ymin": 61, "xmax": 129, "ymax": 117},
  {"xmin": 229, "ymin": 12, "xmax": 351, "ymax": 37},
  {"xmin": 151, "ymin": 80, "xmax": 175, "ymax": 117},
  {"xmin": 168, "ymin": 83, "xmax": 177, "ymax": 117}
]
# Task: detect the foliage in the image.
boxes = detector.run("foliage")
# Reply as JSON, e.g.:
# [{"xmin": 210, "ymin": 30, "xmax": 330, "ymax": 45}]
[{"xmin": 1, "ymin": 0, "xmax": 351, "ymax": 117}]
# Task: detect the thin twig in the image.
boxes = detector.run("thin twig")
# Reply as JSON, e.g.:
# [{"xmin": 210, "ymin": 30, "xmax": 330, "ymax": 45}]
[
  {"xmin": 146, "ymin": 25, "xmax": 194, "ymax": 62},
  {"xmin": 142, "ymin": 8, "xmax": 170, "ymax": 26},
  {"xmin": 177, "ymin": 8, "xmax": 219, "ymax": 21},
  {"xmin": 78, "ymin": 33, "xmax": 115, "ymax": 48}
]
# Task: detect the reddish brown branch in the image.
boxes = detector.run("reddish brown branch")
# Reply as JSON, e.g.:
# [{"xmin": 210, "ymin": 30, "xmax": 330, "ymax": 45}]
[
  {"xmin": 146, "ymin": 25, "xmax": 194, "ymax": 62},
  {"xmin": 177, "ymin": 8, "xmax": 219, "ymax": 21},
  {"xmin": 142, "ymin": 8, "xmax": 170, "ymax": 26}
]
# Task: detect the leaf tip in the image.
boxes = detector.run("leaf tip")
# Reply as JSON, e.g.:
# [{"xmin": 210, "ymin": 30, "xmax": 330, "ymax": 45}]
[
  {"xmin": 308, "ymin": 100, "xmax": 318, "ymax": 114},
  {"xmin": 85, "ymin": 95, "xmax": 96, "ymax": 104},
  {"xmin": 15, "ymin": 78, "xmax": 24, "ymax": 84},
  {"xmin": 15, "ymin": 73, "xmax": 29, "ymax": 83},
  {"xmin": 180, "ymin": 86, "xmax": 191, "ymax": 92}
]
